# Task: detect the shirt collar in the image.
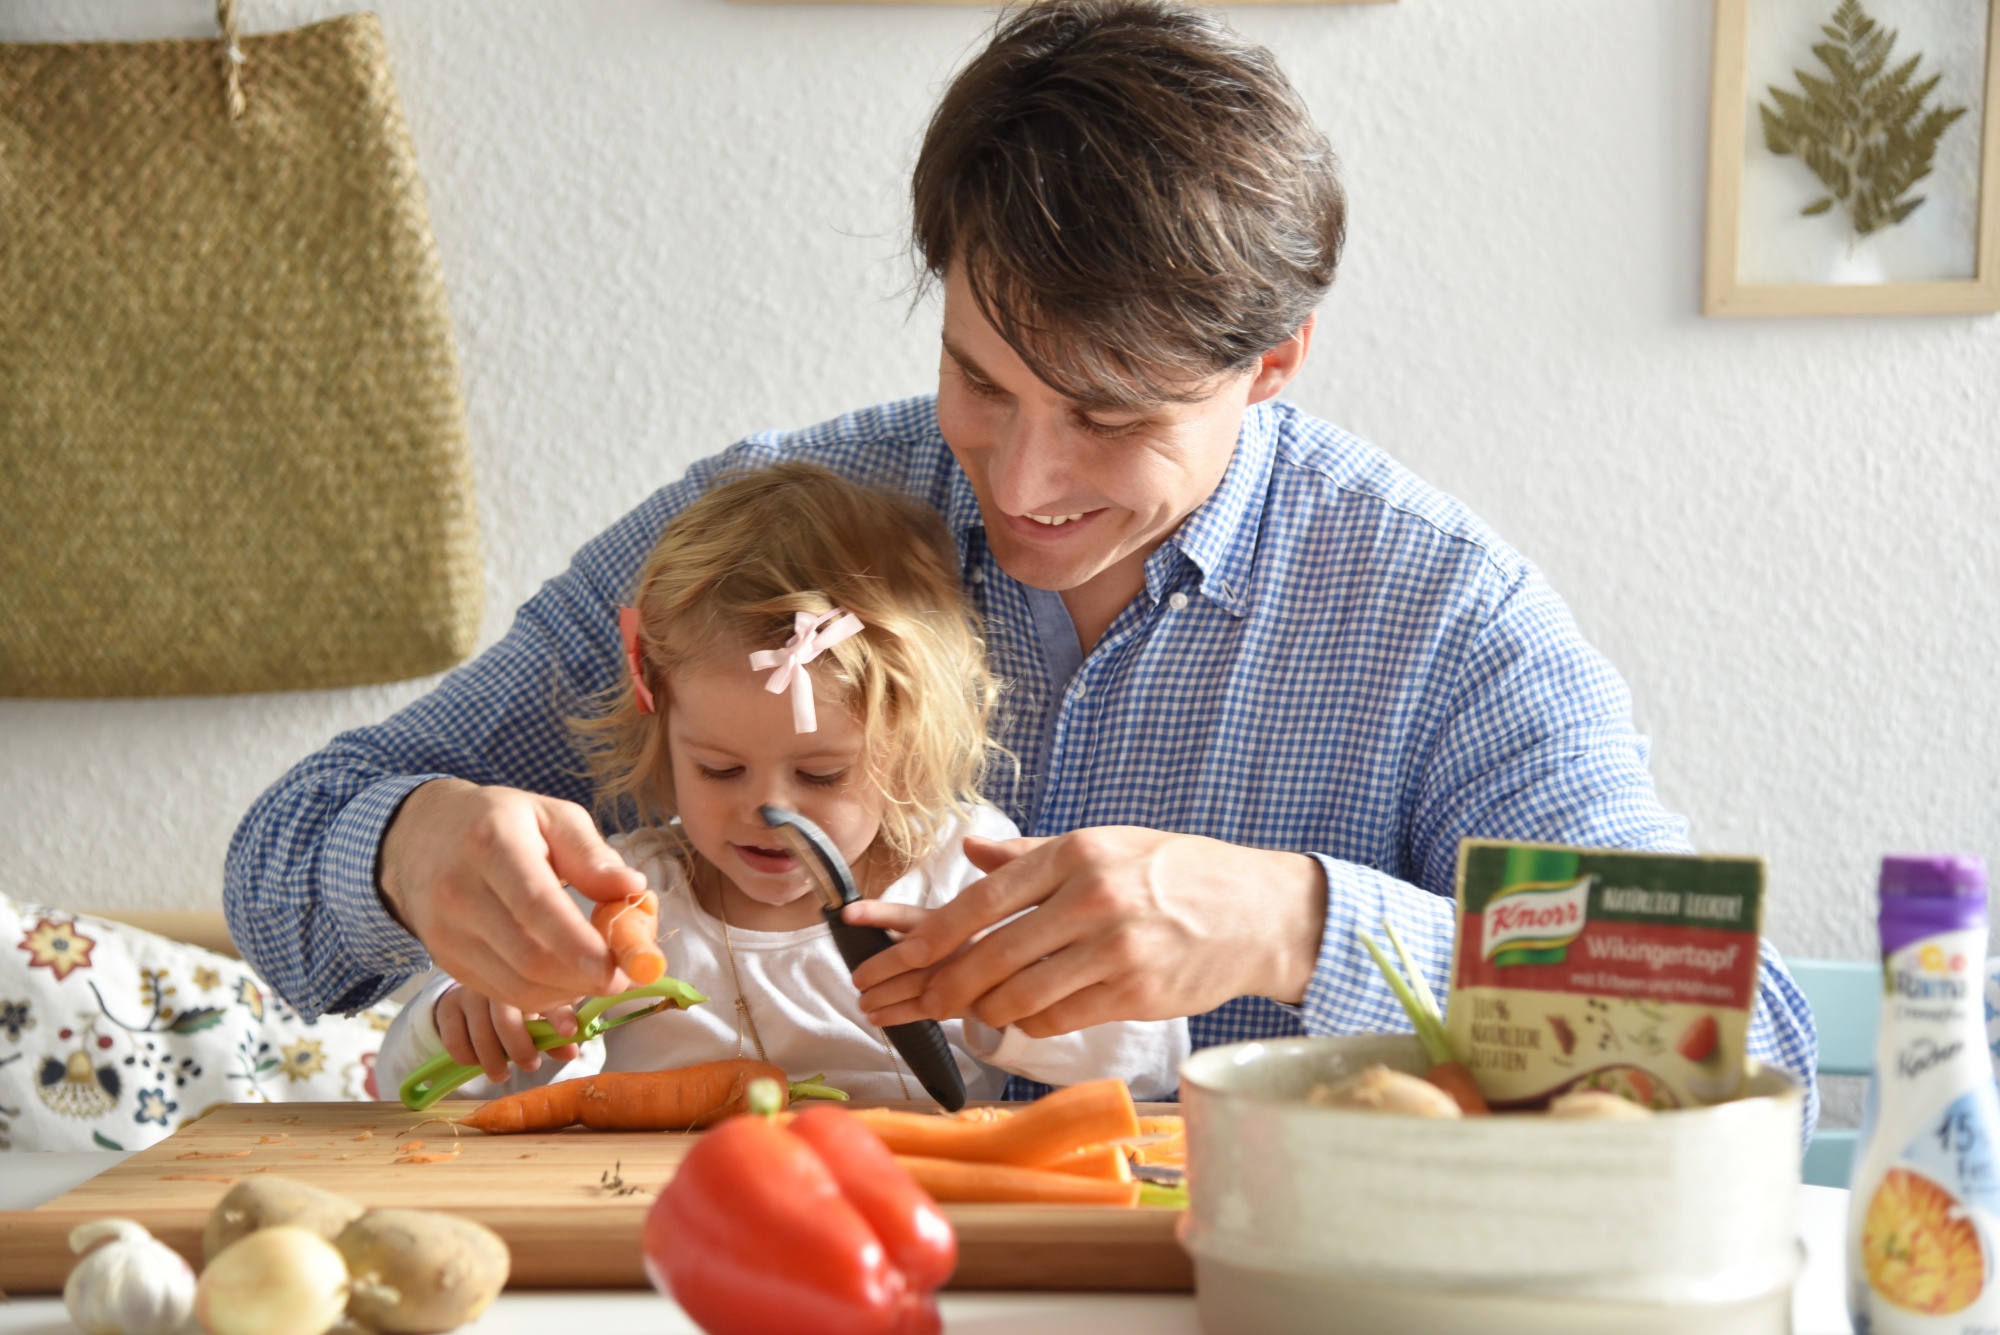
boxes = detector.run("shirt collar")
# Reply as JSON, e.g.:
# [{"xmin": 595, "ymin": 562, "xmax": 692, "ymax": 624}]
[
  {"xmin": 943, "ymin": 445, "xmax": 986, "ymax": 542},
  {"xmin": 1151, "ymin": 400, "xmax": 1276, "ymax": 617}
]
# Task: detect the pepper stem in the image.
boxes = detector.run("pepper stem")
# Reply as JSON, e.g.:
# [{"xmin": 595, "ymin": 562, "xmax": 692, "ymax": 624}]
[{"xmin": 747, "ymin": 1077, "xmax": 785, "ymax": 1121}]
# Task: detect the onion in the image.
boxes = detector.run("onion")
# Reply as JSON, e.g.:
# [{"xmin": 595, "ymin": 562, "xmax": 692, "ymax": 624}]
[
  {"xmin": 194, "ymin": 1225, "xmax": 349, "ymax": 1335},
  {"xmin": 1307, "ymin": 1064, "xmax": 1463, "ymax": 1118}
]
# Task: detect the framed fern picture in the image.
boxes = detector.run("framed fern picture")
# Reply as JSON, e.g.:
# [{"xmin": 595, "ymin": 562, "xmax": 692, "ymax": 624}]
[{"xmin": 1704, "ymin": 0, "xmax": 2000, "ymax": 315}]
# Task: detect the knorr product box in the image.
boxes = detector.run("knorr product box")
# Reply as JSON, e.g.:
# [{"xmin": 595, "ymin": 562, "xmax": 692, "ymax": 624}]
[{"xmin": 1446, "ymin": 840, "xmax": 1765, "ymax": 1111}]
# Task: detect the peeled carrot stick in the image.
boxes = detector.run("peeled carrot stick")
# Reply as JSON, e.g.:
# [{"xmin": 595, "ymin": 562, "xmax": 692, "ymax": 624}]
[
  {"xmin": 896, "ymin": 1154, "xmax": 1141, "ymax": 1206},
  {"xmin": 848, "ymin": 1079, "xmax": 1140, "ymax": 1168},
  {"xmin": 455, "ymin": 1059, "xmax": 785, "ymax": 1134},
  {"xmin": 1423, "ymin": 1061, "xmax": 1490, "ymax": 1116},
  {"xmin": 593, "ymin": 890, "xmax": 666, "ymax": 985},
  {"xmin": 1043, "ymin": 1144, "xmax": 1133, "ymax": 1183}
]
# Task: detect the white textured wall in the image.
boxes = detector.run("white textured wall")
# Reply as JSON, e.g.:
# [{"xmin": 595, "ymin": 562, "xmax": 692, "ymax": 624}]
[{"xmin": 3, "ymin": 0, "xmax": 1995, "ymax": 966}]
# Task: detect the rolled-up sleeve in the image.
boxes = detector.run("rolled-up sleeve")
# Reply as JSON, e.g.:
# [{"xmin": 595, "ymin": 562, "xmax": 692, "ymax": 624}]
[{"xmin": 1288, "ymin": 566, "xmax": 1819, "ymax": 1136}]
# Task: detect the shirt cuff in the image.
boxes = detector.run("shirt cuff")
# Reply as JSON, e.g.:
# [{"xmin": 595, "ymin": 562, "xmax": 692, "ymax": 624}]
[
  {"xmin": 320, "ymin": 773, "xmax": 445, "ymax": 980},
  {"xmin": 1292, "ymin": 853, "xmax": 1456, "ymax": 1039},
  {"xmin": 959, "ymin": 1016, "xmax": 1036, "ymax": 1068}
]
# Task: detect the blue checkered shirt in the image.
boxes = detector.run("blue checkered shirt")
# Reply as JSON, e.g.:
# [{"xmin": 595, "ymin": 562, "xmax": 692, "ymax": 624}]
[{"xmin": 225, "ymin": 395, "xmax": 1818, "ymax": 1130}]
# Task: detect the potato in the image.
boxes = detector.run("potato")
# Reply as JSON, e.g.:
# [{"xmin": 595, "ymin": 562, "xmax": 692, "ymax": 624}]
[
  {"xmin": 1306, "ymin": 1064, "xmax": 1462, "ymax": 1118},
  {"xmin": 337, "ymin": 1209, "xmax": 511, "ymax": 1333},
  {"xmin": 1547, "ymin": 1089, "xmax": 1653, "ymax": 1120},
  {"xmin": 203, "ymin": 1177, "xmax": 364, "ymax": 1261}
]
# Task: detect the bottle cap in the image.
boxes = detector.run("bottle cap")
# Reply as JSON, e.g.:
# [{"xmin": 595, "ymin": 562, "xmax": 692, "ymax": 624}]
[
  {"xmin": 1880, "ymin": 855, "xmax": 1987, "ymax": 900},
  {"xmin": 1879, "ymin": 854, "xmax": 1988, "ymax": 955}
]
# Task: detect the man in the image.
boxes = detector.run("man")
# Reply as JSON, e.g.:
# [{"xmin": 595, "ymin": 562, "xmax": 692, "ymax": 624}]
[{"xmin": 227, "ymin": 0, "xmax": 1816, "ymax": 1116}]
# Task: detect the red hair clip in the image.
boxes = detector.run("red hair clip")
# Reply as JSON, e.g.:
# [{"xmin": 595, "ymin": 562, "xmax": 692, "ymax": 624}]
[{"xmin": 618, "ymin": 606, "xmax": 656, "ymax": 715}]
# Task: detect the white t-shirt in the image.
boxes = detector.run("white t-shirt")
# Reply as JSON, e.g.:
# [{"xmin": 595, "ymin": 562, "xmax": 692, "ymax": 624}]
[{"xmin": 376, "ymin": 806, "xmax": 1189, "ymax": 1105}]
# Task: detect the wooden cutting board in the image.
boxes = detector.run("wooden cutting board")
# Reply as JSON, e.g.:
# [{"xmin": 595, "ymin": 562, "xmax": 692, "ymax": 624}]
[{"xmin": 0, "ymin": 1101, "xmax": 1190, "ymax": 1295}]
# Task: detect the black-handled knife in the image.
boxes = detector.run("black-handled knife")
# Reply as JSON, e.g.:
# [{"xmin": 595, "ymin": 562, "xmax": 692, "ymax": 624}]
[{"xmin": 760, "ymin": 805, "xmax": 968, "ymax": 1112}]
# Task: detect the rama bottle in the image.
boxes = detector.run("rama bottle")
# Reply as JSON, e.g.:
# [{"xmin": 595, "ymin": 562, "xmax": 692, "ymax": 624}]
[{"xmin": 1848, "ymin": 854, "xmax": 2000, "ymax": 1333}]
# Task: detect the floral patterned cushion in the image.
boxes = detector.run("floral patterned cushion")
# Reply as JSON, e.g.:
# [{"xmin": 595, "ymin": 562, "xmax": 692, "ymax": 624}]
[{"xmin": 0, "ymin": 893, "xmax": 397, "ymax": 1152}]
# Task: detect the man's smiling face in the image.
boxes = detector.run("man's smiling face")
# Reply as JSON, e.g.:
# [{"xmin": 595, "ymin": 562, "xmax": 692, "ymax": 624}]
[{"xmin": 935, "ymin": 263, "xmax": 1309, "ymax": 599}]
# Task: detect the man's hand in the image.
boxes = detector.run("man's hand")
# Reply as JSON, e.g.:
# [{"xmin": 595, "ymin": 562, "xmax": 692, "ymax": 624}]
[
  {"xmin": 846, "ymin": 827, "xmax": 1326, "ymax": 1036},
  {"xmin": 379, "ymin": 779, "xmax": 645, "ymax": 1014}
]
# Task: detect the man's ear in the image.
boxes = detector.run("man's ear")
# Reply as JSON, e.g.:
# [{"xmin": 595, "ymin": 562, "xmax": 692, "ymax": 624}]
[{"xmin": 1245, "ymin": 312, "xmax": 1316, "ymax": 406}]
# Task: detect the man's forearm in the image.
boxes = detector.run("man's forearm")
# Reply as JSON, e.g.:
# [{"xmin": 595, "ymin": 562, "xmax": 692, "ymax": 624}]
[{"xmin": 224, "ymin": 762, "xmax": 437, "ymax": 1018}]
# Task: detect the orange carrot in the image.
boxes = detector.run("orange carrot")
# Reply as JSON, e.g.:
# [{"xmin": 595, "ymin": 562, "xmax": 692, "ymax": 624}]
[
  {"xmin": 1423, "ymin": 1061, "xmax": 1490, "ymax": 1116},
  {"xmin": 895, "ymin": 1154, "xmax": 1141, "ymax": 1206},
  {"xmin": 1129, "ymin": 1130, "xmax": 1185, "ymax": 1168},
  {"xmin": 1042, "ymin": 1144, "xmax": 1133, "ymax": 1184},
  {"xmin": 953, "ymin": 1106, "xmax": 1015, "ymax": 1124},
  {"xmin": 455, "ymin": 1058, "xmax": 785, "ymax": 1134},
  {"xmin": 593, "ymin": 890, "xmax": 666, "ymax": 985},
  {"xmin": 1135, "ymin": 1115, "xmax": 1183, "ymax": 1136},
  {"xmin": 848, "ymin": 1079, "xmax": 1139, "ymax": 1168}
]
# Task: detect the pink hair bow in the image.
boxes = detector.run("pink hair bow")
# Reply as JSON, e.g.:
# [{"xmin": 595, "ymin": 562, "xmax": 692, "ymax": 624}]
[
  {"xmin": 749, "ymin": 609, "xmax": 864, "ymax": 733},
  {"xmin": 619, "ymin": 606, "xmax": 656, "ymax": 715}
]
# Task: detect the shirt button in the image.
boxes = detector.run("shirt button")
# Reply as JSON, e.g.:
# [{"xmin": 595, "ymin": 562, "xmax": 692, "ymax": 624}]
[
  {"xmin": 970, "ymin": 568, "xmax": 985, "ymax": 584},
  {"xmin": 1168, "ymin": 592, "xmax": 1190, "ymax": 611}
]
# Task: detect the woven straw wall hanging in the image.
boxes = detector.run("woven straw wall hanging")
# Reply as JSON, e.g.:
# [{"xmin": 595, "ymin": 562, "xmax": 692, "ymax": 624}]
[{"xmin": 0, "ymin": 3, "xmax": 483, "ymax": 697}]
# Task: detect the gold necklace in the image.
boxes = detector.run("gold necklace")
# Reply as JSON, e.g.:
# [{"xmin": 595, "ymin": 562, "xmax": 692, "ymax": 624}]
[
  {"xmin": 702, "ymin": 857, "xmax": 914, "ymax": 1101},
  {"xmin": 714, "ymin": 890, "xmax": 769, "ymax": 1064}
]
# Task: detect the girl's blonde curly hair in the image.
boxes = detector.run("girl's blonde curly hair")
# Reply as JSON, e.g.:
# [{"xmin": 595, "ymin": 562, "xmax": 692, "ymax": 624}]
[{"xmin": 573, "ymin": 461, "xmax": 1000, "ymax": 869}]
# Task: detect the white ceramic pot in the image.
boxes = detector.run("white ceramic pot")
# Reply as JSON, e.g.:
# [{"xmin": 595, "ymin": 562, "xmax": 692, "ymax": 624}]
[{"xmin": 1179, "ymin": 1034, "xmax": 1805, "ymax": 1335}]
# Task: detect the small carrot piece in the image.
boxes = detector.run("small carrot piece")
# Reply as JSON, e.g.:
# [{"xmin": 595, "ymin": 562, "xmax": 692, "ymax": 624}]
[
  {"xmin": 1130, "ymin": 1130, "xmax": 1186, "ymax": 1167},
  {"xmin": 1043, "ymin": 1144, "xmax": 1133, "ymax": 1184},
  {"xmin": 594, "ymin": 890, "xmax": 666, "ymax": 985},
  {"xmin": 896, "ymin": 1154, "xmax": 1141, "ymax": 1206},
  {"xmin": 848, "ymin": 1079, "xmax": 1140, "ymax": 1168},
  {"xmin": 1424, "ymin": 1060, "xmax": 1490, "ymax": 1116},
  {"xmin": 455, "ymin": 1058, "xmax": 785, "ymax": 1134}
]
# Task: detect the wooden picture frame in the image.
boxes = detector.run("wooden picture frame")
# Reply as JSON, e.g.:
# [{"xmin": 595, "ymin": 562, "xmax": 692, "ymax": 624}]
[{"xmin": 1704, "ymin": 0, "xmax": 2000, "ymax": 316}]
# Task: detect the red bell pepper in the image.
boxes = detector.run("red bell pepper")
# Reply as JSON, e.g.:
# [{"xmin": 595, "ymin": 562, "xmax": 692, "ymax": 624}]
[{"xmin": 645, "ymin": 1083, "xmax": 957, "ymax": 1335}]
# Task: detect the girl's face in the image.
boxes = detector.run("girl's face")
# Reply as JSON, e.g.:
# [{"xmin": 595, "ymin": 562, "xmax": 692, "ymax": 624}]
[{"xmin": 664, "ymin": 653, "xmax": 887, "ymax": 909}]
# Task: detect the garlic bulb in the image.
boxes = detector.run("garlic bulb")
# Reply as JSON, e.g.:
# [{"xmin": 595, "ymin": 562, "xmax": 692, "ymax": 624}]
[{"xmin": 64, "ymin": 1218, "xmax": 198, "ymax": 1335}]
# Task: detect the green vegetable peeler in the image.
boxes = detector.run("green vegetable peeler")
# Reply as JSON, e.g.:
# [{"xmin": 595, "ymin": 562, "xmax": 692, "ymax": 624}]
[{"xmin": 398, "ymin": 976, "xmax": 708, "ymax": 1111}]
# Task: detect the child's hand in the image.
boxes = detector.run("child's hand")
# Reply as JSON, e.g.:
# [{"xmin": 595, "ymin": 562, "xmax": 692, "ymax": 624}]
[{"xmin": 436, "ymin": 985, "xmax": 583, "ymax": 1084}]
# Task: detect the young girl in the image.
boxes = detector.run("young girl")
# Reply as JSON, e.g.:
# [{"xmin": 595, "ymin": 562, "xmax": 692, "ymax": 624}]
[{"xmin": 376, "ymin": 462, "xmax": 1187, "ymax": 1104}]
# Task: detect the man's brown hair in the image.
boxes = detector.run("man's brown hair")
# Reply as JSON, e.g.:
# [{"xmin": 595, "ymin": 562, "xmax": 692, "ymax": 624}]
[{"xmin": 913, "ymin": 0, "xmax": 1345, "ymax": 405}]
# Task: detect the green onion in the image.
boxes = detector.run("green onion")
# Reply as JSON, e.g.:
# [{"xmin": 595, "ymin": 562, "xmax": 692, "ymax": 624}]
[{"xmin": 1358, "ymin": 920, "xmax": 1453, "ymax": 1066}]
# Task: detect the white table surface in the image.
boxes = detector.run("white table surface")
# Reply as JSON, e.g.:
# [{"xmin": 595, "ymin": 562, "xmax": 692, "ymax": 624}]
[{"xmin": 1, "ymin": 1153, "xmax": 1856, "ymax": 1334}]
